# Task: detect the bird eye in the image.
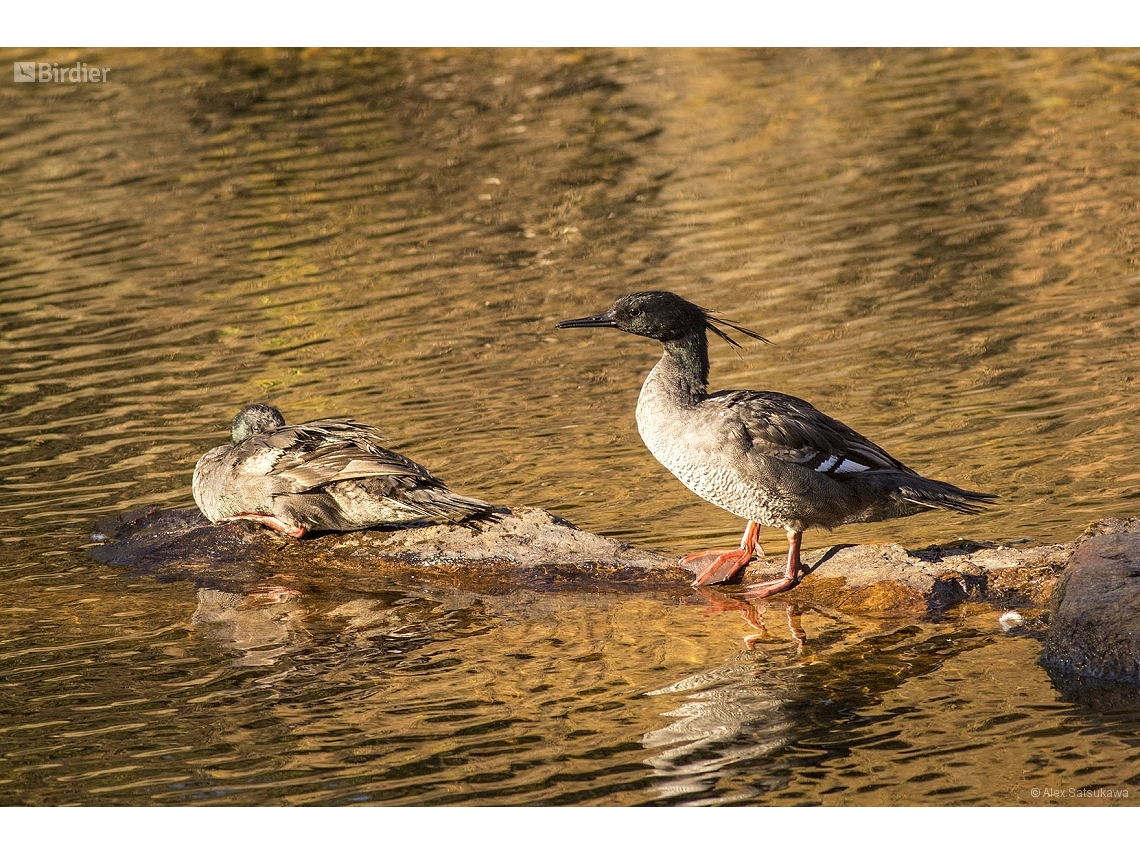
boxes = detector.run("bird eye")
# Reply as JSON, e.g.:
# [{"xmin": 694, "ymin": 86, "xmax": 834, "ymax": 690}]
[{"xmin": 628, "ymin": 307, "xmax": 642, "ymax": 317}]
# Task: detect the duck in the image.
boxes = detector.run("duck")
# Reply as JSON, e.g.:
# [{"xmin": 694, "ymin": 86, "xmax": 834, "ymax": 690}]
[
  {"xmin": 556, "ymin": 291, "xmax": 996, "ymax": 596},
  {"xmin": 192, "ymin": 404, "xmax": 497, "ymax": 537}
]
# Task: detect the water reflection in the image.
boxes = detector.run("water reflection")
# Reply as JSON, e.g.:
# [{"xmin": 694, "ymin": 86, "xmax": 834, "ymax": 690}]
[
  {"xmin": 645, "ymin": 663, "xmax": 792, "ymax": 804},
  {"xmin": 693, "ymin": 589, "xmax": 808, "ymax": 651},
  {"xmin": 642, "ymin": 613, "xmax": 1005, "ymax": 805},
  {"xmin": 191, "ymin": 588, "xmax": 305, "ymax": 668},
  {"xmin": 643, "ymin": 598, "xmax": 812, "ymax": 804}
]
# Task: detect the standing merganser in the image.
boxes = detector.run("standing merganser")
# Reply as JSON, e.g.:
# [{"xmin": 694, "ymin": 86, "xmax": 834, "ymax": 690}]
[
  {"xmin": 193, "ymin": 404, "xmax": 497, "ymax": 537},
  {"xmin": 556, "ymin": 291, "xmax": 996, "ymax": 596}
]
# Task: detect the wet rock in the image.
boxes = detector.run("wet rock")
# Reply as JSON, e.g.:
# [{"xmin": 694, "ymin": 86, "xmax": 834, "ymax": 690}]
[
  {"xmin": 770, "ymin": 540, "xmax": 1072, "ymax": 617},
  {"xmin": 88, "ymin": 505, "xmax": 687, "ymax": 594},
  {"xmin": 1040, "ymin": 518, "xmax": 1140, "ymax": 685},
  {"xmin": 88, "ymin": 504, "xmax": 1075, "ymax": 615}
]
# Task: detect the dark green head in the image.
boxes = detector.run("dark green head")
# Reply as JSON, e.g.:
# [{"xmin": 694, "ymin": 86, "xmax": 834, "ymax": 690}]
[{"xmin": 230, "ymin": 404, "xmax": 286, "ymax": 445}]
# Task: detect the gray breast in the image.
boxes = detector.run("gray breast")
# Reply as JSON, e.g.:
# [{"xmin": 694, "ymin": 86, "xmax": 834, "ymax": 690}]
[{"xmin": 635, "ymin": 362, "xmax": 793, "ymax": 527}]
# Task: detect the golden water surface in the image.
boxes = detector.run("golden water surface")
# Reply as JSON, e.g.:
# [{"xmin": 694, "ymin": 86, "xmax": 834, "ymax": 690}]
[{"xmin": 2, "ymin": 48, "xmax": 1139, "ymax": 805}]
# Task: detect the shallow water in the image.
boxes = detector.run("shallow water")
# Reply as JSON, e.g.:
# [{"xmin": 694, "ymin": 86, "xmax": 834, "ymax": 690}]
[{"xmin": 3, "ymin": 48, "xmax": 1140, "ymax": 806}]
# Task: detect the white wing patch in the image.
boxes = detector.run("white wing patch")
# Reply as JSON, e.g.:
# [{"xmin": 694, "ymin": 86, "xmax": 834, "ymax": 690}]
[
  {"xmin": 814, "ymin": 455, "xmax": 871, "ymax": 475},
  {"xmin": 815, "ymin": 455, "xmax": 839, "ymax": 472}
]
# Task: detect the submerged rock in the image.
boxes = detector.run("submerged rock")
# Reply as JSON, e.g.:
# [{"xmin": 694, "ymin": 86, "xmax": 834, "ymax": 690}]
[{"xmin": 1040, "ymin": 518, "xmax": 1140, "ymax": 686}]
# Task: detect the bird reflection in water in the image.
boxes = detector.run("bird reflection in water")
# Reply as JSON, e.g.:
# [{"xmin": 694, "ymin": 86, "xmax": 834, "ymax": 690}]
[
  {"xmin": 693, "ymin": 587, "xmax": 807, "ymax": 652},
  {"xmin": 191, "ymin": 584, "xmax": 305, "ymax": 667}
]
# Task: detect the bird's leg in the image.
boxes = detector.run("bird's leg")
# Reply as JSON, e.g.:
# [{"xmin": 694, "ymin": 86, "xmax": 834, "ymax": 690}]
[
  {"xmin": 225, "ymin": 514, "xmax": 307, "ymax": 538},
  {"xmin": 746, "ymin": 529, "xmax": 804, "ymax": 598},
  {"xmin": 683, "ymin": 520, "xmax": 763, "ymax": 586}
]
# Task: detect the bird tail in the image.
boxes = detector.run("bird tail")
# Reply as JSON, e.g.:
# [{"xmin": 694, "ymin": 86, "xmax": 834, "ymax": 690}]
[
  {"xmin": 411, "ymin": 489, "xmax": 509, "ymax": 525},
  {"xmin": 897, "ymin": 478, "xmax": 997, "ymax": 515}
]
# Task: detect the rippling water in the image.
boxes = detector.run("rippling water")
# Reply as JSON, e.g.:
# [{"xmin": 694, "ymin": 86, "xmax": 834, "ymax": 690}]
[{"xmin": 3, "ymin": 48, "xmax": 1140, "ymax": 806}]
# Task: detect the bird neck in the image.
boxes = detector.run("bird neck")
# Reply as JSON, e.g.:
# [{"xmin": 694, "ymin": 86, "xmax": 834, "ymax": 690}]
[{"xmin": 661, "ymin": 332, "xmax": 710, "ymax": 398}]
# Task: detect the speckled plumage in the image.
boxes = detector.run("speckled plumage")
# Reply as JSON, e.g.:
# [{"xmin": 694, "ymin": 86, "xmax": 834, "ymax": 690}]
[
  {"xmin": 557, "ymin": 291, "xmax": 996, "ymax": 593},
  {"xmin": 193, "ymin": 404, "xmax": 495, "ymax": 537}
]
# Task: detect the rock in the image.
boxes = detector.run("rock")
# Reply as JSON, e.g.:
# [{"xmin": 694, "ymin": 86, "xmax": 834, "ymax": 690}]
[
  {"xmin": 1040, "ymin": 518, "xmax": 1140, "ymax": 685},
  {"xmin": 88, "ymin": 505, "xmax": 687, "ymax": 594},
  {"xmin": 768, "ymin": 540, "xmax": 1071, "ymax": 616},
  {"xmin": 88, "ymin": 505, "xmax": 1075, "ymax": 616}
]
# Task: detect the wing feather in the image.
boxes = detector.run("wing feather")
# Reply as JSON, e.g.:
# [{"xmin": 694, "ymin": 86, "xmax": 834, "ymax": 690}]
[
  {"xmin": 707, "ymin": 390, "xmax": 918, "ymax": 478},
  {"xmin": 239, "ymin": 419, "xmax": 445, "ymax": 494}
]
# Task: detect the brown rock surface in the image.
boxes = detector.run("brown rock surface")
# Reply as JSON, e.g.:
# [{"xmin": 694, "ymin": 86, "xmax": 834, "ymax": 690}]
[
  {"xmin": 89, "ymin": 506, "xmax": 688, "ymax": 594},
  {"xmin": 766, "ymin": 539, "xmax": 1071, "ymax": 616},
  {"xmin": 88, "ymin": 505, "xmax": 1073, "ymax": 615},
  {"xmin": 1041, "ymin": 518, "xmax": 1140, "ymax": 684}
]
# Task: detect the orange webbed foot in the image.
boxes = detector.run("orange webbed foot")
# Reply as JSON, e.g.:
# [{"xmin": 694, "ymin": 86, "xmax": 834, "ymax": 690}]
[
  {"xmin": 745, "ymin": 529, "xmax": 804, "ymax": 598},
  {"xmin": 682, "ymin": 520, "xmax": 763, "ymax": 586}
]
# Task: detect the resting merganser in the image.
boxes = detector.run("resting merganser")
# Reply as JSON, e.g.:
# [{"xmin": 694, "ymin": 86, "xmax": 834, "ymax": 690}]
[
  {"xmin": 192, "ymin": 404, "xmax": 496, "ymax": 537},
  {"xmin": 557, "ymin": 291, "xmax": 996, "ymax": 596}
]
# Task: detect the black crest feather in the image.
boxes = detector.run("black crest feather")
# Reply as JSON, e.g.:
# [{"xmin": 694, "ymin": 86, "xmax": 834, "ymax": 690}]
[{"xmin": 701, "ymin": 309, "xmax": 770, "ymax": 350}]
